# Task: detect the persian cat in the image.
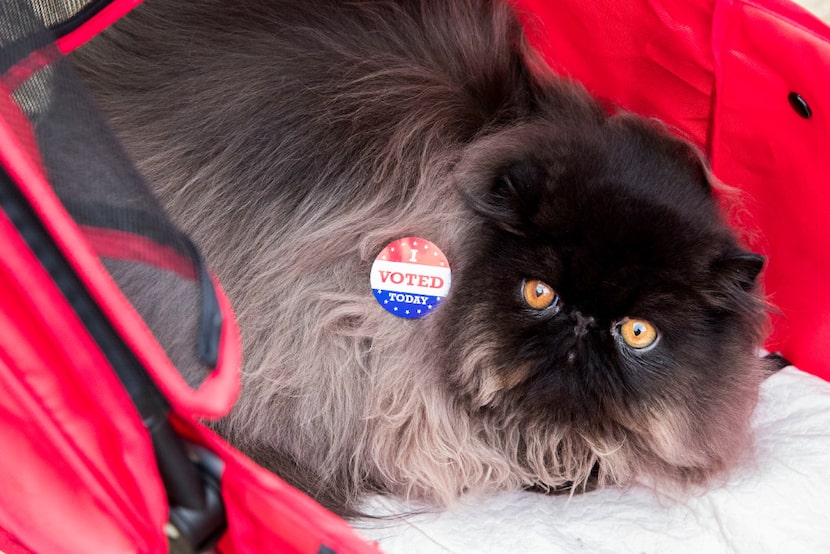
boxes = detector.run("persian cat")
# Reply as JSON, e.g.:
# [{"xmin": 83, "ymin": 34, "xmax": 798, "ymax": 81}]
[{"xmin": 72, "ymin": 0, "xmax": 774, "ymax": 516}]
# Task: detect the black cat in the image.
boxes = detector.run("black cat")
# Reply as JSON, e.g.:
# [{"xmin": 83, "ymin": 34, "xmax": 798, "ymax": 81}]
[{"xmin": 72, "ymin": 0, "xmax": 772, "ymax": 516}]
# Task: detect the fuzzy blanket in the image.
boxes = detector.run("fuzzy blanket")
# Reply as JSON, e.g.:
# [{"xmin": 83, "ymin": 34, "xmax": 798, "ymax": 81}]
[{"xmin": 355, "ymin": 366, "xmax": 830, "ymax": 553}]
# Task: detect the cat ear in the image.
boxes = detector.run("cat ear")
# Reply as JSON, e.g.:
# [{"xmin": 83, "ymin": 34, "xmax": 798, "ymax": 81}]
[
  {"xmin": 712, "ymin": 250, "xmax": 765, "ymax": 292},
  {"xmin": 463, "ymin": 160, "xmax": 546, "ymax": 235}
]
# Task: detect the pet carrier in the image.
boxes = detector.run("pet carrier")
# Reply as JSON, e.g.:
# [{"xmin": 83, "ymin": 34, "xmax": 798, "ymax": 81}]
[
  {"xmin": 0, "ymin": 0, "xmax": 827, "ymax": 552},
  {"xmin": 517, "ymin": 0, "xmax": 830, "ymax": 380},
  {"xmin": 0, "ymin": 0, "xmax": 380, "ymax": 552}
]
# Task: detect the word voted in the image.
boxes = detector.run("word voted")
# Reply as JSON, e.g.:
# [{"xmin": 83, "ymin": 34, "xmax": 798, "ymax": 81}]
[{"xmin": 377, "ymin": 270, "xmax": 445, "ymax": 289}]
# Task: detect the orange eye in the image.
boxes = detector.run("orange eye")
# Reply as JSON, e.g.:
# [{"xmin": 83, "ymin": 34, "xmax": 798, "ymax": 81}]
[
  {"xmin": 522, "ymin": 279, "xmax": 557, "ymax": 310},
  {"xmin": 619, "ymin": 318, "xmax": 658, "ymax": 350}
]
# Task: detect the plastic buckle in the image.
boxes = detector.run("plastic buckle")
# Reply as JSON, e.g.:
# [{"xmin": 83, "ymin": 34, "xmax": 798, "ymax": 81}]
[{"xmin": 165, "ymin": 444, "xmax": 227, "ymax": 554}]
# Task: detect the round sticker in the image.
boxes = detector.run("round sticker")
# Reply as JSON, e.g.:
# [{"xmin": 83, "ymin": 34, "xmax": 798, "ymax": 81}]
[{"xmin": 370, "ymin": 237, "xmax": 451, "ymax": 319}]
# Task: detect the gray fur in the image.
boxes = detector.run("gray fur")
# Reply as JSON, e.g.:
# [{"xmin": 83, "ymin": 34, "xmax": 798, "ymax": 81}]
[{"xmin": 72, "ymin": 0, "xmax": 769, "ymax": 516}]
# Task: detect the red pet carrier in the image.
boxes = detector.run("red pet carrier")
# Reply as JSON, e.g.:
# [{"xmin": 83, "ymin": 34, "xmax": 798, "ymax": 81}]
[
  {"xmin": 0, "ymin": 0, "xmax": 827, "ymax": 552},
  {"xmin": 518, "ymin": 0, "xmax": 830, "ymax": 380}
]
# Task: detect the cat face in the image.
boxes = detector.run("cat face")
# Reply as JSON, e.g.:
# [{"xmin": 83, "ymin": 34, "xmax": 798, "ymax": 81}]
[{"xmin": 441, "ymin": 114, "xmax": 766, "ymax": 486}]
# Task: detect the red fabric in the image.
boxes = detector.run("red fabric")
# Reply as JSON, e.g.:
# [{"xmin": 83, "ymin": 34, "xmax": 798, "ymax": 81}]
[
  {"xmin": 0, "ymin": 11, "xmax": 375, "ymax": 552},
  {"xmin": 82, "ymin": 225, "xmax": 199, "ymax": 279},
  {"xmin": 0, "ymin": 211, "xmax": 168, "ymax": 553},
  {"xmin": 0, "ymin": 85, "xmax": 375, "ymax": 554},
  {"xmin": 0, "ymin": 91, "xmax": 242, "ymax": 419},
  {"xmin": 172, "ymin": 420, "xmax": 382, "ymax": 554},
  {"xmin": 516, "ymin": 0, "xmax": 717, "ymax": 148},
  {"xmin": 711, "ymin": 0, "xmax": 830, "ymax": 382},
  {"xmin": 515, "ymin": 0, "xmax": 830, "ymax": 381},
  {"xmin": 0, "ymin": 46, "xmax": 61, "ymax": 93},
  {"xmin": 56, "ymin": 0, "xmax": 144, "ymax": 54},
  {"xmin": 2, "ymin": 0, "xmax": 829, "ymax": 552}
]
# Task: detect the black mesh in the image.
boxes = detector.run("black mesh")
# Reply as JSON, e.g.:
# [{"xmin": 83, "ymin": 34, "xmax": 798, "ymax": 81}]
[
  {"xmin": 1, "ymin": 0, "xmax": 221, "ymax": 387},
  {"xmin": 40, "ymin": 0, "xmax": 107, "ymax": 33}
]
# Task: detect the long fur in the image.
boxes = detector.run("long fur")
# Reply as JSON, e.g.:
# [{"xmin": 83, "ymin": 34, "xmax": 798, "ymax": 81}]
[{"xmin": 72, "ymin": 0, "xmax": 771, "ymax": 516}]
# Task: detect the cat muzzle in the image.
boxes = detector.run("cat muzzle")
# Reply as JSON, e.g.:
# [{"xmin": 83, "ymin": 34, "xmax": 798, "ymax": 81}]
[{"xmin": 572, "ymin": 311, "xmax": 597, "ymax": 338}]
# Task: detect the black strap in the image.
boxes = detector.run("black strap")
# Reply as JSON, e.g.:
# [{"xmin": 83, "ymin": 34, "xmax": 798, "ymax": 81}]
[
  {"xmin": 0, "ymin": 167, "xmax": 226, "ymax": 550},
  {"xmin": 63, "ymin": 197, "xmax": 223, "ymax": 367},
  {"xmin": 47, "ymin": 0, "xmax": 116, "ymax": 38}
]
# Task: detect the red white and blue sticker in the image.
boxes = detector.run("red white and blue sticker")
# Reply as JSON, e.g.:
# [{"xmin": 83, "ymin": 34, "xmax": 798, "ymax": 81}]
[{"xmin": 371, "ymin": 237, "xmax": 451, "ymax": 319}]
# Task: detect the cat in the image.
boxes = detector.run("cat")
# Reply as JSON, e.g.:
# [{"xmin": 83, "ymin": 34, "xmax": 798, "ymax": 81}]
[{"xmin": 72, "ymin": 0, "xmax": 775, "ymax": 517}]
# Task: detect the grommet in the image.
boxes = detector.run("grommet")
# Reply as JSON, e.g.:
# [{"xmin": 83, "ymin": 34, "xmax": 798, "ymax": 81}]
[{"xmin": 787, "ymin": 92, "xmax": 812, "ymax": 119}]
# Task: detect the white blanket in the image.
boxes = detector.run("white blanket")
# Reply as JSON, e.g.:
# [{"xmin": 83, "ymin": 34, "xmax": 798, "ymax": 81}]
[{"xmin": 356, "ymin": 367, "xmax": 830, "ymax": 553}]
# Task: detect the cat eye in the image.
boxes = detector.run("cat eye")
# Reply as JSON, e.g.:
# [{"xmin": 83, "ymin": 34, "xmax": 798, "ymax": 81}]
[
  {"xmin": 522, "ymin": 279, "xmax": 558, "ymax": 310},
  {"xmin": 618, "ymin": 318, "xmax": 658, "ymax": 350}
]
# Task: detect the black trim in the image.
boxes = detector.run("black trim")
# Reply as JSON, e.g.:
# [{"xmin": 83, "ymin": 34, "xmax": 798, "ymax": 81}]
[
  {"xmin": 190, "ymin": 240, "xmax": 222, "ymax": 368},
  {"xmin": 62, "ymin": 198, "xmax": 223, "ymax": 368},
  {"xmin": 0, "ymin": 167, "xmax": 225, "ymax": 545},
  {"xmin": 0, "ymin": 169, "xmax": 167, "ymax": 419},
  {"xmin": 48, "ymin": 0, "xmax": 114, "ymax": 39},
  {"xmin": 168, "ymin": 445, "xmax": 227, "ymax": 553},
  {"xmin": 0, "ymin": 0, "xmax": 117, "ymax": 79}
]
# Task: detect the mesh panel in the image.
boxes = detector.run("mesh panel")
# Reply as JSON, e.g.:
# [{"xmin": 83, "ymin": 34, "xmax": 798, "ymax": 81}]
[
  {"xmin": 31, "ymin": 0, "xmax": 96, "ymax": 28},
  {"xmin": 1, "ymin": 0, "xmax": 220, "ymax": 387}
]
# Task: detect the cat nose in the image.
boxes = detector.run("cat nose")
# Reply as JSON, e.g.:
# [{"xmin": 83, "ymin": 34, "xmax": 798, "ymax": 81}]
[{"xmin": 571, "ymin": 311, "xmax": 596, "ymax": 338}]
